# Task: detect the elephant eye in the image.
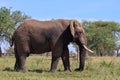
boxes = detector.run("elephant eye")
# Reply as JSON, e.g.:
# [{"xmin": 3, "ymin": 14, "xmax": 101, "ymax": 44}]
[
  {"xmin": 77, "ymin": 29, "xmax": 82, "ymax": 34},
  {"xmin": 75, "ymin": 31, "xmax": 81, "ymax": 36},
  {"xmin": 75, "ymin": 24, "xmax": 78, "ymax": 27},
  {"xmin": 78, "ymin": 31, "xmax": 82, "ymax": 35},
  {"xmin": 74, "ymin": 22, "xmax": 78, "ymax": 27}
]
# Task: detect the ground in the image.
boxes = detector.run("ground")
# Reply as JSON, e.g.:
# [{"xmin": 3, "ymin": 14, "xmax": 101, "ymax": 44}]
[{"xmin": 0, "ymin": 55, "xmax": 120, "ymax": 80}]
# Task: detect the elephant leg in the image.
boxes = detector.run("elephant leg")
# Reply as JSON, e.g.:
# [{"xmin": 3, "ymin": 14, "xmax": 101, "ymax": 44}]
[
  {"xmin": 14, "ymin": 52, "xmax": 27, "ymax": 73},
  {"xmin": 19, "ymin": 55, "xmax": 27, "ymax": 73},
  {"xmin": 19, "ymin": 42, "xmax": 30, "ymax": 72},
  {"xmin": 79, "ymin": 47, "xmax": 86, "ymax": 71},
  {"xmin": 61, "ymin": 46, "xmax": 71, "ymax": 71},
  {"xmin": 15, "ymin": 43, "xmax": 29, "ymax": 72},
  {"xmin": 14, "ymin": 54, "xmax": 20, "ymax": 71},
  {"xmin": 50, "ymin": 45, "xmax": 63, "ymax": 72},
  {"xmin": 14, "ymin": 47, "xmax": 21, "ymax": 71},
  {"xmin": 75, "ymin": 46, "xmax": 86, "ymax": 71},
  {"xmin": 50, "ymin": 56, "xmax": 60, "ymax": 72}
]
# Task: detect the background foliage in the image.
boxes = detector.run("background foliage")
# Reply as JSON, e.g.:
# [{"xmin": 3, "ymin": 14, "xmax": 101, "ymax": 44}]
[
  {"xmin": 82, "ymin": 21, "xmax": 120, "ymax": 56},
  {"xmin": 0, "ymin": 7, "xmax": 30, "ymax": 55}
]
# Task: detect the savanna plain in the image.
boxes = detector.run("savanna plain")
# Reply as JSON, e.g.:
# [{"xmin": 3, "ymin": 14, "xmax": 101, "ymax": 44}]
[{"xmin": 0, "ymin": 54, "xmax": 120, "ymax": 80}]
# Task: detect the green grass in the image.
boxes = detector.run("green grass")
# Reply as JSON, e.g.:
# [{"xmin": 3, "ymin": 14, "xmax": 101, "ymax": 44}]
[{"xmin": 0, "ymin": 55, "xmax": 120, "ymax": 80}]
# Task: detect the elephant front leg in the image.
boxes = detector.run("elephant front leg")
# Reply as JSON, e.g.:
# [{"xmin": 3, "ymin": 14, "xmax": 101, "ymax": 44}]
[
  {"xmin": 50, "ymin": 56, "xmax": 60, "ymax": 72},
  {"xmin": 50, "ymin": 44, "xmax": 63, "ymax": 72},
  {"xmin": 75, "ymin": 46, "xmax": 86, "ymax": 71},
  {"xmin": 61, "ymin": 47, "xmax": 71, "ymax": 71}
]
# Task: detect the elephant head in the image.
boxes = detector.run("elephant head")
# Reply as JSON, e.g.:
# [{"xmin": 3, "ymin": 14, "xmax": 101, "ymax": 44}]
[{"xmin": 70, "ymin": 20, "xmax": 93, "ymax": 53}]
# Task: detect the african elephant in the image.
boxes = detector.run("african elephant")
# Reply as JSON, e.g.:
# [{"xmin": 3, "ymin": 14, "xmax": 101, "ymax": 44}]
[{"xmin": 11, "ymin": 19, "xmax": 93, "ymax": 72}]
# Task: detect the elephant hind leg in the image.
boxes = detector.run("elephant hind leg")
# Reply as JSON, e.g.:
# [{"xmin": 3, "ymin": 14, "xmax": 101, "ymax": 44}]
[
  {"xmin": 23, "ymin": 43, "xmax": 30, "ymax": 57},
  {"xmin": 19, "ymin": 47, "xmax": 30, "ymax": 72},
  {"xmin": 19, "ymin": 55, "xmax": 27, "ymax": 73},
  {"xmin": 14, "ymin": 50, "xmax": 28, "ymax": 72},
  {"xmin": 14, "ymin": 56, "xmax": 20, "ymax": 71},
  {"xmin": 14, "ymin": 54, "xmax": 27, "ymax": 73},
  {"xmin": 14, "ymin": 47, "xmax": 21, "ymax": 71},
  {"xmin": 15, "ymin": 52, "xmax": 28, "ymax": 73},
  {"xmin": 14, "ymin": 43, "xmax": 30, "ymax": 72}
]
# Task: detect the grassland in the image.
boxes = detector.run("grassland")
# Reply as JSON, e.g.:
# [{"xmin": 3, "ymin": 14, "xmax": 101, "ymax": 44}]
[{"xmin": 0, "ymin": 55, "xmax": 120, "ymax": 80}]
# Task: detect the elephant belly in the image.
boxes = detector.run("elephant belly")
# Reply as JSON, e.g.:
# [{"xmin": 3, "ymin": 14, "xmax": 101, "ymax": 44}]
[
  {"xmin": 31, "ymin": 45, "xmax": 51, "ymax": 54},
  {"xmin": 30, "ymin": 41, "xmax": 51, "ymax": 54}
]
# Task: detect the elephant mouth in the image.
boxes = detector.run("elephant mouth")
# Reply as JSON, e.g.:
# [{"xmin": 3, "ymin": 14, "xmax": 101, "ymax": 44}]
[{"xmin": 83, "ymin": 45, "xmax": 94, "ymax": 53}]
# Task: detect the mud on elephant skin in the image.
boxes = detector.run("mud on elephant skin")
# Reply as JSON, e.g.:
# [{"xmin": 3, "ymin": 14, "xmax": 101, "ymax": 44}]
[{"xmin": 11, "ymin": 19, "xmax": 93, "ymax": 73}]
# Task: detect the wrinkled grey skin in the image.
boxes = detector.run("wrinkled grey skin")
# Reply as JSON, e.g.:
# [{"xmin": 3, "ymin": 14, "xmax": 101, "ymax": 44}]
[{"xmin": 11, "ymin": 19, "xmax": 87, "ymax": 72}]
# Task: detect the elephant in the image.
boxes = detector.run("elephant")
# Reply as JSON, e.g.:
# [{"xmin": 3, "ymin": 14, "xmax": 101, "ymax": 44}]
[{"xmin": 11, "ymin": 19, "xmax": 93, "ymax": 72}]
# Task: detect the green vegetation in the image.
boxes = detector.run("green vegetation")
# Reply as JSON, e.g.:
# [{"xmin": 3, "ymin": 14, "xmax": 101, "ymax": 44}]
[
  {"xmin": 0, "ymin": 7, "xmax": 30, "ymax": 55},
  {"xmin": 82, "ymin": 21, "xmax": 120, "ymax": 56},
  {"xmin": 0, "ymin": 7, "xmax": 30, "ymax": 42},
  {"xmin": 0, "ymin": 55, "xmax": 120, "ymax": 80}
]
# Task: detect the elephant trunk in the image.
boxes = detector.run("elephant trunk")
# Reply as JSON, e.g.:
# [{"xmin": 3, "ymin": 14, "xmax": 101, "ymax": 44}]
[
  {"xmin": 83, "ymin": 45, "xmax": 94, "ymax": 53},
  {"xmin": 78, "ymin": 34, "xmax": 94, "ymax": 53}
]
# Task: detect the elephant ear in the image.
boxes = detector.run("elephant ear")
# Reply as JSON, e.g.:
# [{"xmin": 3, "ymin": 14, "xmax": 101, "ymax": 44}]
[{"xmin": 70, "ymin": 20, "xmax": 75, "ymax": 37}]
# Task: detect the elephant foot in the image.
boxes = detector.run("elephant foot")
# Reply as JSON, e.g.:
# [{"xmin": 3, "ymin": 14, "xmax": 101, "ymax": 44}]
[
  {"xmin": 14, "ymin": 67, "xmax": 27, "ymax": 73},
  {"xmin": 19, "ymin": 67, "xmax": 28, "ymax": 73},
  {"xmin": 20, "ymin": 69, "xmax": 28, "ymax": 73},
  {"xmin": 74, "ymin": 68, "xmax": 84, "ymax": 72},
  {"xmin": 14, "ymin": 66, "xmax": 20, "ymax": 72},
  {"xmin": 49, "ymin": 69, "xmax": 56, "ymax": 72},
  {"xmin": 64, "ymin": 68, "xmax": 71, "ymax": 72},
  {"xmin": 14, "ymin": 68, "xmax": 20, "ymax": 72}
]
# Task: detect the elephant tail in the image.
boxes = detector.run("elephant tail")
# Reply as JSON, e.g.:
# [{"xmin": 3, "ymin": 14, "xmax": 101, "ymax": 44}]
[{"xmin": 10, "ymin": 35, "xmax": 14, "ymax": 47}]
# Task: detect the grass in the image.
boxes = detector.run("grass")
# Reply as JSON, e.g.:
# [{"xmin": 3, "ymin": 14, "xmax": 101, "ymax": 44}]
[{"xmin": 0, "ymin": 55, "xmax": 120, "ymax": 80}]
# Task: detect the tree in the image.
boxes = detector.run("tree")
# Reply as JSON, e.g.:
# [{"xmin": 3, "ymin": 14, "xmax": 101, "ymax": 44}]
[
  {"xmin": 0, "ymin": 7, "xmax": 13, "ymax": 42},
  {"xmin": 0, "ymin": 7, "xmax": 30, "ymax": 53},
  {"xmin": 82, "ymin": 21, "xmax": 120, "ymax": 56}
]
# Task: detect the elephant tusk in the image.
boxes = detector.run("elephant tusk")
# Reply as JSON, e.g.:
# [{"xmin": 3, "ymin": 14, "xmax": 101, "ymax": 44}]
[{"xmin": 83, "ymin": 45, "xmax": 94, "ymax": 53}]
